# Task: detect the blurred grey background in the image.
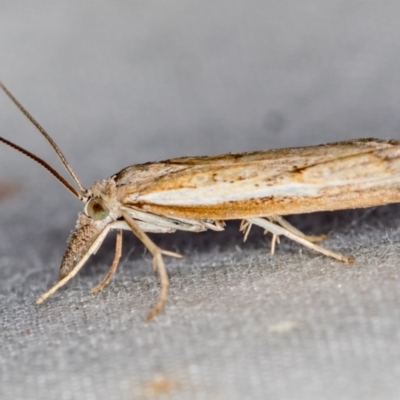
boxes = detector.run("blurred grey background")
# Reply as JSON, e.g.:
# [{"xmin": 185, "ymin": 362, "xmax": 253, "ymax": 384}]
[{"xmin": 1, "ymin": 1, "xmax": 400, "ymax": 399}]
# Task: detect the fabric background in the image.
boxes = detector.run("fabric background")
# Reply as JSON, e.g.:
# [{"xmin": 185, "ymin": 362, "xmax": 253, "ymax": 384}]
[{"xmin": 1, "ymin": 1, "xmax": 400, "ymax": 399}]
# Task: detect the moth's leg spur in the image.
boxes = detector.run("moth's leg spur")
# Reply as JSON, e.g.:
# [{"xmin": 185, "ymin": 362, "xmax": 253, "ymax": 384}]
[
  {"xmin": 270, "ymin": 233, "xmax": 280, "ymax": 255},
  {"xmin": 270, "ymin": 215, "xmax": 327, "ymax": 243},
  {"xmin": 247, "ymin": 217, "xmax": 354, "ymax": 263},
  {"xmin": 120, "ymin": 210, "xmax": 182, "ymax": 320},
  {"xmin": 36, "ymin": 224, "xmax": 113, "ymax": 304},
  {"xmin": 240, "ymin": 219, "xmax": 281, "ymax": 254},
  {"xmin": 240, "ymin": 220, "xmax": 253, "ymax": 242},
  {"xmin": 91, "ymin": 229, "xmax": 123, "ymax": 294}
]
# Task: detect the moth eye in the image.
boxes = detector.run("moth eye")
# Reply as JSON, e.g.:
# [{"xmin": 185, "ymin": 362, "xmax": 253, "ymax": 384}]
[{"xmin": 86, "ymin": 199, "xmax": 109, "ymax": 220}]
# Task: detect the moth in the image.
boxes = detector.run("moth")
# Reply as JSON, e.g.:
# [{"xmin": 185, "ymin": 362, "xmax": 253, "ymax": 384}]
[{"xmin": 2, "ymin": 81, "xmax": 400, "ymax": 319}]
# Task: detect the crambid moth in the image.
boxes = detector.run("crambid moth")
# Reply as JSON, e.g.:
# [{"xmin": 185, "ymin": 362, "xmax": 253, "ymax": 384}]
[{"xmin": 1, "ymin": 82, "xmax": 400, "ymax": 319}]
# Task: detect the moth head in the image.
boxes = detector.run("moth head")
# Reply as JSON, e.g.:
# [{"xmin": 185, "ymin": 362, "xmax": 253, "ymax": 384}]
[
  {"xmin": 84, "ymin": 178, "xmax": 120, "ymax": 220},
  {"xmin": 85, "ymin": 198, "xmax": 110, "ymax": 220}
]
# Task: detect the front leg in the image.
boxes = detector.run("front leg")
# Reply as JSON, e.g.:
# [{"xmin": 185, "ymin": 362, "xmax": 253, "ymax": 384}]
[{"xmin": 120, "ymin": 210, "xmax": 181, "ymax": 320}]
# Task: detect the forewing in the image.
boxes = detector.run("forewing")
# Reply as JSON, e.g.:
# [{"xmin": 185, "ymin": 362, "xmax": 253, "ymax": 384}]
[{"xmin": 117, "ymin": 139, "xmax": 400, "ymax": 218}]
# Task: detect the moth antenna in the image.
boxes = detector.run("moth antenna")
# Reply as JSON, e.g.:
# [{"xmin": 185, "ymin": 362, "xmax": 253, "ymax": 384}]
[
  {"xmin": 0, "ymin": 135, "xmax": 80, "ymax": 199},
  {"xmin": 0, "ymin": 81, "xmax": 87, "ymax": 196}
]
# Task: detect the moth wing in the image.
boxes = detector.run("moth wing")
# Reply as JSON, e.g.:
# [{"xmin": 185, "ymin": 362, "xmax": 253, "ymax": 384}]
[
  {"xmin": 118, "ymin": 138, "xmax": 397, "ymax": 190},
  {"xmin": 117, "ymin": 138, "xmax": 400, "ymax": 218}
]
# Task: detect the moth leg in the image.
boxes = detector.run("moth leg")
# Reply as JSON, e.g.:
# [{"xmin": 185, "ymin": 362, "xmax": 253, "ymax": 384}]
[
  {"xmin": 247, "ymin": 217, "xmax": 354, "ymax": 263},
  {"xmin": 270, "ymin": 233, "xmax": 280, "ymax": 255},
  {"xmin": 242, "ymin": 219, "xmax": 281, "ymax": 253},
  {"xmin": 37, "ymin": 224, "xmax": 113, "ymax": 304},
  {"xmin": 269, "ymin": 215, "xmax": 327, "ymax": 243},
  {"xmin": 121, "ymin": 210, "xmax": 181, "ymax": 320},
  {"xmin": 261, "ymin": 226, "xmax": 281, "ymax": 255},
  {"xmin": 91, "ymin": 229, "xmax": 123, "ymax": 294}
]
